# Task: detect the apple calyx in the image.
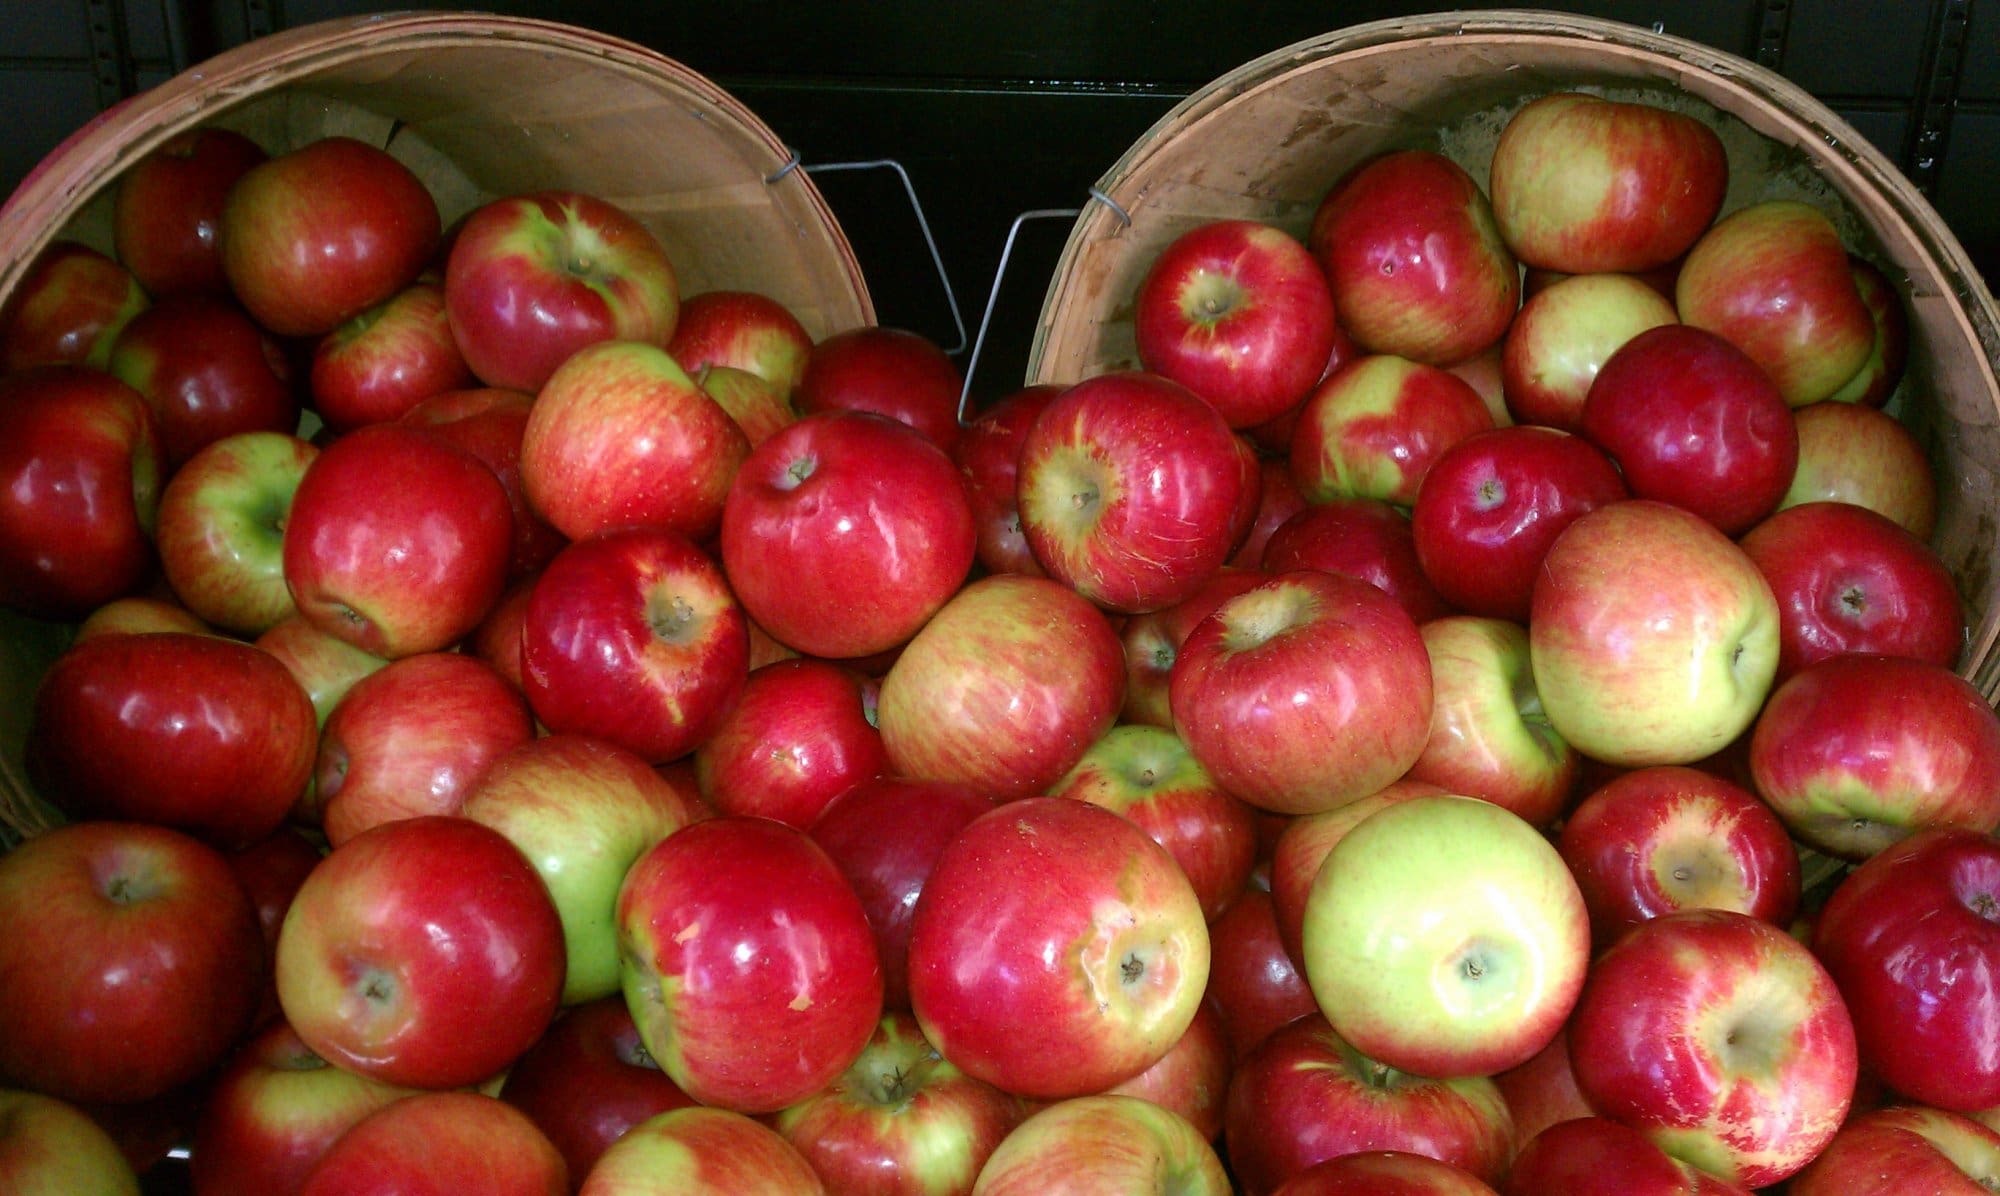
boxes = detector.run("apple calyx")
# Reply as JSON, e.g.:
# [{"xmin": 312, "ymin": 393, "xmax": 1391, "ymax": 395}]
[
  {"xmin": 100, "ymin": 869, "xmax": 163, "ymax": 906},
  {"xmin": 645, "ymin": 591, "xmax": 702, "ymax": 645},
  {"xmin": 780, "ymin": 455, "xmax": 816, "ymax": 490}
]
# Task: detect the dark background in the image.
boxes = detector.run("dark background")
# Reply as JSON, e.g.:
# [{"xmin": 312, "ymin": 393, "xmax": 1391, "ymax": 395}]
[{"xmin": 1, "ymin": 0, "xmax": 1991, "ymax": 409}]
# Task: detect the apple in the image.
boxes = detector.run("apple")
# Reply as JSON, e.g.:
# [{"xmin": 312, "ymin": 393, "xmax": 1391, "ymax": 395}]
[
  {"xmin": 297, "ymin": 1091, "xmax": 567, "ymax": 1195},
  {"xmin": 1407, "ymin": 615, "xmax": 1579, "ymax": 827},
  {"xmin": 521, "ymin": 527, "xmax": 748, "ymax": 764},
  {"xmin": 721, "ymin": 409, "xmax": 975, "ymax": 660},
  {"xmin": 520, "ymin": 339, "xmax": 750, "ymax": 543},
  {"xmin": 29, "ymin": 630, "xmax": 317, "ymax": 847},
  {"xmin": 576, "ymin": 1105, "xmax": 824, "ymax": 1195},
  {"xmin": 1260, "ymin": 497, "xmax": 1452, "ymax": 625},
  {"xmin": 155, "ymin": 429, "xmax": 317, "ymax": 636},
  {"xmin": 282, "ymin": 421, "xmax": 513, "ymax": 658},
  {"xmin": 1782, "ymin": 397, "xmax": 1940, "ymax": 540},
  {"xmin": 1793, "ymin": 1105, "xmax": 2000, "ymax": 1194},
  {"xmin": 618, "ymin": 815, "xmax": 883, "ymax": 1114},
  {"xmin": 1104, "ymin": 997, "xmax": 1232, "ymax": 1142},
  {"xmin": 1289, "ymin": 355, "xmax": 1495, "ymax": 507},
  {"xmin": 1558, "ymin": 765, "xmax": 1801, "ymax": 948},
  {"xmin": 1503, "ymin": 1116, "xmax": 1754, "ymax": 1196},
  {"xmin": 1824, "ymin": 256, "xmax": 1911, "ymax": 407},
  {"xmin": 1567, "ymin": 908, "xmax": 1857, "ymax": 1188},
  {"xmin": 220, "ymin": 136, "xmax": 440, "ymax": 338},
  {"xmin": 498, "ymin": 996, "xmax": 699, "ymax": 1182},
  {"xmin": 0, "ymin": 241, "xmax": 148, "ymax": 372},
  {"xmin": 1016, "ymin": 369, "xmax": 1249, "ymax": 613},
  {"xmin": 462, "ymin": 733, "xmax": 696, "ymax": 1006},
  {"xmin": 954, "ymin": 383, "xmax": 1062, "ymax": 578},
  {"xmin": 226, "ymin": 826, "xmax": 326, "ymax": 1011},
  {"xmin": 1580, "ymin": 323, "xmax": 1798, "ymax": 535},
  {"xmin": 1529, "ymin": 499, "xmax": 1781, "ymax": 767},
  {"xmin": 1206, "ymin": 886, "xmax": 1318, "ymax": 1062},
  {"xmin": 665, "ymin": 288, "xmax": 815, "ymax": 396},
  {"xmin": 1490, "ymin": 1027, "xmax": 1593, "ymax": 1152},
  {"xmin": 0, "ymin": 365, "xmax": 162, "ymax": 620},
  {"xmin": 1499, "ymin": 272, "xmax": 1678, "ymax": 431},
  {"xmin": 1676, "ymin": 199, "xmax": 1876, "ymax": 407},
  {"xmin": 772, "ymin": 1010, "xmax": 1026, "ymax": 1195},
  {"xmin": 1812, "ymin": 828, "xmax": 2000, "ymax": 1112},
  {"xmin": 1301, "ymin": 795, "xmax": 1590, "ymax": 1078},
  {"xmin": 469, "ymin": 577, "xmax": 536, "ymax": 692},
  {"xmin": 906, "ymin": 796, "xmax": 1210, "ymax": 1100},
  {"xmin": 1230, "ymin": 456, "xmax": 1309, "ymax": 570},
  {"xmin": 314, "ymin": 650, "xmax": 536, "ymax": 845},
  {"xmin": 1121, "ymin": 566, "xmax": 1269, "ymax": 729},
  {"xmin": 1749, "ymin": 654, "xmax": 2000, "ymax": 859},
  {"xmin": 1269, "ymin": 780, "xmax": 1449, "ymax": 971},
  {"xmin": 310, "ymin": 280, "xmax": 474, "ymax": 431},
  {"xmin": 400, "ymin": 386, "xmax": 567, "ymax": 579},
  {"xmin": 794, "ymin": 325, "xmax": 965, "ymax": 453},
  {"xmin": 275, "ymin": 815, "xmax": 567, "ymax": 1090},
  {"xmin": 1169, "ymin": 570, "xmax": 1432, "ymax": 815},
  {"xmin": 973, "ymin": 1095, "xmax": 1230, "ymax": 1195},
  {"xmin": 1132, "ymin": 218, "xmax": 1338, "ymax": 428},
  {"xmin": 1488, "ymin": 92, "xmax": 1728, "ymax": 274},
  {"xmin": 0, "ymin": 820, "xmax": 263, "ymax": 1105},
  {"xmin": 693, "ymin": 657, "xmax": 886, "ymax": 828},
  {"xmin": 1276, "ymin": 1151, "xmax": 1501, "ymax": 1195},
  {"xmin": 1222, "ymin": 1014, "xmax": 1515, "ymax": 1194},
  {"xmin": 254, "ymin": 613, "xmax": 389, "ymax": 728},
  {"xmin": 74, "ymin": 593, "xmax": 207, "ymax": 640},
  {"xmin": 111, "ymin": 125, "xmax": 268, "ymax": 296},
  {"xmin": 0, "ymin": 1087, "xmax": 142, "ymax": 1196},
  {"xmin": 694, "ymin": 363, "xmax": 796, "ymax": 446},
  {"xmin": 1310, "ymin": 150, "xmax": 1519, "ymax": 366},
  {"xmin": 106, "ymin": 292, "xmax": 300, "ymax": 468}
]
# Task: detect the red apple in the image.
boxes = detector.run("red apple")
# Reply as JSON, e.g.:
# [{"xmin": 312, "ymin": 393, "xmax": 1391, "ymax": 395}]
[
  {"xmin": 575, "ymin": 1106, "xmax": 823, "ymax": 1195},
  {"xmin": 1121, "ymin": 566, "xmax": 1270, "ymax": 729},
  {"xmin": 974, "ymin": 1095, "xmax": 1230, "ymax": 1195},
  {"xmin": 1783, "ymin": 397, "xmax": 1939, "ymax": 540},
  {"xmin": 309, "ymin": 280, "xmax": 473, "ymax": 431},
  {"xmin": 111, "ymin": 125, "xmax": 268, "ymax": 297},
  {"xmin": 1824, "ymin": 256, "xmax": 1911, "ymax": 407},
  {"xmin": 794, "ymin": 325, "xmax": 965, "ymax": 453},
  {"xmin": 0, "ymin": 1087, "xmax": 142, "ymax": 1196},
  {"xmin": 1104, "ymin": 997, "xmax": 1232, "ymax": 1142},
  {"xmin": 1407, "ymin": 615, "xmax": 1580, "ymax": 828},
  {"xmin": 1206, "ymin": 887, "xmax": 1318, "ymax": 1062},
  {"xmin": 1133, "ymin": 218, "xmax": 1338, "ymax": 428},
  {"xmin": 0, "ymin": 241, "xmax": 148, "ymax": 372},
  {"xmin": 400, "ymin": 386, "xmax": 567, "ymax": 579},
  {"xmin": 1490, "ymin": 1027, "xmax": 1593, "ymax": 1152},
  {"xmin": 953, "ymin": 383, "xmax": 1062, "ymax": 578},
  {"xmin": 693, "ymin": 657, "xmax": 886, "ymax": 829},
  {"xmin": 665, "ymin": 288, "xmax": 814, "ymax": 396},
  {"xmin": 155, "ymin": 429, "xmax": 317, "ymax": 636},
  {"xmin": 1230, "ymin": 456, "xmax": 1309, "ymax": 570},
  {"xmin": 1260, "ymin": 497, "xmax": 1452, "ymax": 625},
  {"xmin": 107, "ymin": 292, "xmax": 300, "ymax": 468},
  {"xmin": 226, "ymin": 827, "xmax": 326, "ymax": 1019},
  {"xmin": 1792, "ymin": 1105, "xmax": 2000, "ymax": 1195},
  {"xmin": 1499, "ymin": 272, "xmax": 1678, "ymax": 431},
  {"xmin": 296, "ymin": 1091, "xmax": 567, "ymax": 1195},
  {"xmin": 1503, "ymin": 1116, "xmax": 1754, "ymax": 1196},
  {"xmin": 1276, "ymin": 1151, "xmax": 1501, "ymax": 1195},
  {"xmin": 1289, "ymin": 354, "xmax": 1495, "ymax": 507}
]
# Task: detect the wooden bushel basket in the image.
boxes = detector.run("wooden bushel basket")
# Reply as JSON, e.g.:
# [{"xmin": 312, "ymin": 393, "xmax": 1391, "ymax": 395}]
[
  {"xmin": 1029, "ymin": 11, "xmax": 2000, "ymax": 701},
  {"xmin": 0, "ymin": 12, "xmax": 874, "ymax": 839}
]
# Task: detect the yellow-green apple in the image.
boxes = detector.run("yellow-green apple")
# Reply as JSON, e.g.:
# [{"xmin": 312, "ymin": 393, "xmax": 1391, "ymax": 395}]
[
  {"xmin": 498, "ymin": 996, "xmax": 698, "ymax": 1182},
  {"xmin": 1812, "ymin": 828, "xmax": 2000, "ymax": 1111},
  {"xmin": 1529, "ymin": 499, "xmax": 1781, "ymax": 766},
  {"xmin": 576, "ymin": 1106, "xmax": 824, "ymax": 1195},
  {"xmin": 1676, "ymin": 199, "xmax": 1875, "ymax": 407},
  {"xmin": 1132, "ymin": 218, "xmax": 1338, "ymax": 428},
  {"xmin": 795, "ymin": 325, "xmax": 964, "ymax": 453},
  {"xmin": 1490, "ymin": 1027, "xmax": 1592, "ymax": 1151},
  {"xmin": 0, "ymin": 1087, "xmax": 141, "ymax": 1196},
  {"xmin": 1792, "ymin": 1104, "xmax": 2000, "ymax": 1193},
  {"xmin": 877, "ymin": 574, "xmax": 1124, "ymax": 799},
  {"xmin": 28, "ymin": 630, "xmax": 316, "ymax": 846},
  {"xmin": 692, "ymin": 657, "xmax": 886, "ymax": 828},
  {"xmin": 1015, "ymin": 369, "xmax": 1247, "ymax": 613},
  {"xmin": 1749, "ymin": 654, "xmax": 2000, "ymax": 859},
  {"xmin": 665, "ymin": 289, "xmax": 814, "ymax": 396},
  {"xmin": 809, "ymin": 776, "xmax": 1000, "ymax": 1013},
  {"xmin": 309, "ymin": 280, "xmax": 473, "ymax": 431},
  {"xmin": 1121, "ymin": 565, "xmax": 1268, "ymax": 728},
  {"xmin": 254, "ymin": 614, "xmax": 388, "ymax": 728},
  {"xmin": 1499, "ymin": 271, "xmax": 1678, "ymax": 431},
  {"xmin": 1222, "ymin": 1014, "xmax": 1514, "ymax": 1194},
  {"xmin": 721, "ymin": 409, "xmax": 975, "ymax": 660},
  {"xmin": 1260, "ymin": 497, "xmax": 1452, "ymax": 624},
  {"xmin": 1782, "ymin": 397, "xmax": 1939, "ymax": 539},
  {"xmin": 773, "ymin": 1010, "xmax": 1026, "ymax": 1195},
  {"xmin": 462, "ymin": 734, "xmax": 695, "ymax": 1006},
  {"xmin": 107, "ymin": 293, "xmax": 300, "ymax": 468},
  {"xmin": 1488, "ymin": 92, "xmax": 1727, "ymax": 274},
  {"xmin": 282, "ymin": 422, "xmax": 513, "ymax": 657},
  {"xmin": 618, "ymin": 816, "xmax": 882, "ymax": 1113},
  {"xmin": 520, "ymin": 528, "xmax": 747, "ymax": 764},
  {"xmin": 275, "ymin": 815, "xmax": 567, "ymax": 1089},
  {"xmin": 521, "ymin": 339, "xmax": 749, "ymax": 543},
  {"xmin": 1301, "ymin": 795, "xmax": 1589, "ymax": 1077},
  {"xmin": 0, "ymin": 820, "xmax": 263, "ymax": 1104},
  {"xmin": 220, "ymin": 136, "xmax": 439, "ymax": 338},
  {"xmin": 954, "ymin": 383, "xmax": 1061, "ymax": 578},
  {"xmin": 446, "ymin": 191, "xmax": 679, "ymax": 393},
  {"xmin": 0, "ymin": 241, "xmax": 148, "ymax": 372},
  {"xmin": 906, "ymin": 796, "xmax": 1209, "ymax": 1100},
  {"xmin": 1567, "ymin": 908, "xmax": 1857, "ymax": 1188},
  {"xmin": 1406, "ymin": 615, "xmax": 1579, "ymax": 827},
  {"xmin": 1503, "ymin": 1115, "xmax": 1754, "ymax": 1196},
  {"xmin": 315, "ymin": 651, "xmax": 535, "ymax": 845},
  {"xmin": 1557, "ymin": 765, "xmax": 1800, "ymax": 949},
  {"xmin": 111, "ymin": 125, "xmax": 267, "ymax": 297},
  {"xmin": 696, "ymin": 363, "xmax": 796, "ymax": 447},
  {"xmin": 1278, "ymin": 1151, "xmax": 1501, "ymax": 1195},
  {"xmin": 1740, "ymin": 500, "xmax": 1965, "ymax": 681},
  {"xmin": 297, "ymin": 1091, "xmax": 567, "ymax": 1195},
  {"xmin": 1289, "ymin": 355, "xmax": 1495, "ymax": 507},
  {"xmin": 1269, "ymin": 780, "xmax": 1448, "ymax": 969},
  {"xmin": 0, "ymin": 365, "xmax": 162, "ymax": 619},
  {"xmin": 74, "ymin": 593, "xmax": 207, "ymax": 640},
  {"xmin": 1580, "ymin": 324, "xmax": 1798, "ymax": 535},
  {"xmin": 1207, "ymin": 886, "xmax": 1318, "ymax": 1062},
  {"xmin": 973, "ymin": 1094, "xmax": 1229, "ymax": 1195},
  {"xmin": 1309, "ymin": 150, "xmax": 1519, "ymax": 366},
  {"xmin": 188, "ymin": 1019, "xmax": 417, "ymax": 1196},
  {"xmin": 400, "ymin": 386, "xmax": 566, "ymax": 579},
  {"xmin": 1169, "ymin": 570, "xmax": 1432, "ymax": 815},
  {"xmin": 1048, "ymin": 723, "xmax": 1257, "ymax": 921},
  {"xmin": 1410, "ymin": 424, "xmax": 1627, "ymax": 622},
  {"xmin": 155, "ymin": 429, "xmax": 316, "ymax": 636},
  {"xmin": 1824, "ymin": 257, "xmax": 1910, "ymax": 407},
  {"xmin": 1104, "ymin": 997, "xmax": 1231, "ymax": 1141}
]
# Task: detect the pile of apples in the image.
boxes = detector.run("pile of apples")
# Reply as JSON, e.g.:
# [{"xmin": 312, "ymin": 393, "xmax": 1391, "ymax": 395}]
[{"xmin": 0, "ymin": 79, "xmax": 1996, "ymax": 1196}]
